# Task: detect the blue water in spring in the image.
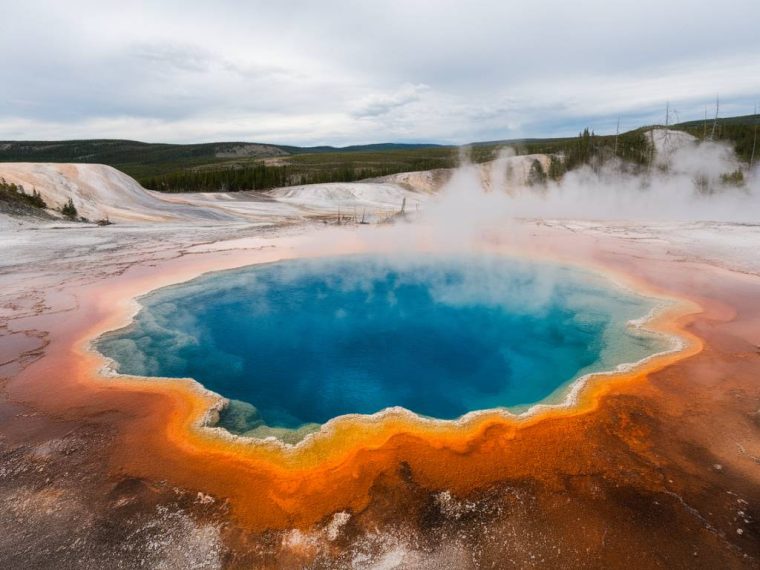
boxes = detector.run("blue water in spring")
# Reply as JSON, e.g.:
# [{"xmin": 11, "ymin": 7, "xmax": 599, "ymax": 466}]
[{"xmin": 98, "ymin": 255, "xmax": 664, "ymax": 435}]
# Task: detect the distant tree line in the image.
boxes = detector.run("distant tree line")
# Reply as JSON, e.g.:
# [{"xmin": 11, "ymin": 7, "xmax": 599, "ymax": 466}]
[
  {"xmin": 144, "ymin": 164, "xmax": 290, "ymax": 192},
  {"xmin": 141, "ymin": 160, "xmax": 453, "ymax": 193}
]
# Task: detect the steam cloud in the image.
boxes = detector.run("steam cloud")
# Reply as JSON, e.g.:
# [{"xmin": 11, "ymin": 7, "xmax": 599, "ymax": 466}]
[{"xmin": 425, "ymin": 131, "xmax": 759, "ymax": 228}]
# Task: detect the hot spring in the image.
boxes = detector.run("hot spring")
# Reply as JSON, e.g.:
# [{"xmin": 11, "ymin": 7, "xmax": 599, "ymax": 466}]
[{"xmin": 98, "ymin": 255, "xmax": 668, "ymax": 439}]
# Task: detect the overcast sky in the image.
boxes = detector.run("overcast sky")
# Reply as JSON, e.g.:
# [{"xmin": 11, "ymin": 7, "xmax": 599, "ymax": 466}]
[{"xmin": 1, "ymin": 0, "xmax": 759, "ymax": 145}]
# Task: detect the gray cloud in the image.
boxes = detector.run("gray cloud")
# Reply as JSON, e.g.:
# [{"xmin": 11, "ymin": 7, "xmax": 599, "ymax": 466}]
[
  {"xmin": 351, "ymin": 84, "xmax": 429, "ymax": 118},
  {"xmin": 0, "ymin": 0, "xmax": 758, "ymax": 144},
  {"xmin": 130, "ymin": 42, "xmax": 216, "ymax": 73}
]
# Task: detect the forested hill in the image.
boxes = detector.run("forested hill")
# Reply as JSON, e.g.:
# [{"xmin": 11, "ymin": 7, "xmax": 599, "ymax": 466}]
[
  {"xmin": 0, "ymin": 140, "xmax": 443, "ymax": 180},
  {"xmin": 0, "ymin": 114, "xmax": 756, "ymax": 193}
]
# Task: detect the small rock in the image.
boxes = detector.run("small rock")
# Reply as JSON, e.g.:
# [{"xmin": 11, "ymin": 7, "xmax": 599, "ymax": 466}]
[{"xmin": 196, "ymin": 492, "xmax": 214, "ymax": 505}]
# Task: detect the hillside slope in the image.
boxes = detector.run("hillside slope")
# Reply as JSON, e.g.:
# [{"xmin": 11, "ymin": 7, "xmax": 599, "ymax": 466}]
[
  {"xmin": 0, "ymin": 163, "xmax": 260, "ymax": 222},
  {"xmin": 0, "ymin": 163, "xmax": 428, "ymax": 224}
]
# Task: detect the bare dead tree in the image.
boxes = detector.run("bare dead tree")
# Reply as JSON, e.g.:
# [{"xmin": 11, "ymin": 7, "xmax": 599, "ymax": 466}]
[
  {"xmin": 710, "ymin": 95, "xmax": 720, "ymax": 141},
  {"xmin": 660, "ymin": 102, "xmax": 672, "ymax": 156},
  {"xmin": 751, "ymin": 103, "xmax": 758, "ymax": 169}
]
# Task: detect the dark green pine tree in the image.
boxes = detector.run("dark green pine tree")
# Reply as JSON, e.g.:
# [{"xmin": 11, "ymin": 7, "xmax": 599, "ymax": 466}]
[{"xmin": 62, "ymin": 197, "xmax": 78, "ymax": 218}]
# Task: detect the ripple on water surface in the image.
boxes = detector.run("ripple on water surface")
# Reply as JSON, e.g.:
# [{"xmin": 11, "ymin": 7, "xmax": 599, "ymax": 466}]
[{"xmin": 98, "ymin": 255, "xmax": 666, "ymax": 438}]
